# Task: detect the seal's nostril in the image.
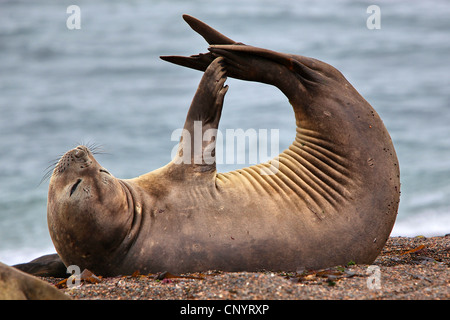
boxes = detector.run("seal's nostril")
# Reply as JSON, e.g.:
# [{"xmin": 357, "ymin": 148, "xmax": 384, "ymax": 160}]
[{"xmin": 74, "ymin": 148, "xmax": 86, "ymax": 159}]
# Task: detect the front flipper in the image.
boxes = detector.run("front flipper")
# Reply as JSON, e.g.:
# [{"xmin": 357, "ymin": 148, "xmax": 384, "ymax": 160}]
[{"xmin": 171, "ymin": 57, "xmax": 228, "ymax": 174}]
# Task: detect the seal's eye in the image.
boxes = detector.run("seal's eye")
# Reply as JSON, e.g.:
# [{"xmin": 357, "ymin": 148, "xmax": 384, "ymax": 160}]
[
  {"xmin": 100, "ymin": 169, "xmax": 110, "ymax": 175},
  {"xmin": 70, "ymin": 179, "xmax": 82, "ymax": 197}
]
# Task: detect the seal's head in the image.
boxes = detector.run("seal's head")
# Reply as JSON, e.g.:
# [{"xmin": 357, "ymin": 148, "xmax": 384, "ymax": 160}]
[{"xmin": 47, "ymin": 145, "xmax": 133, "ymax": 273}]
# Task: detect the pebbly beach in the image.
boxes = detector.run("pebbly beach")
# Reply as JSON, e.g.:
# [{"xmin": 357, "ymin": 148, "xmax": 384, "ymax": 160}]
[{"xmin": 40, "ymin": 235, "xmax": 449, "ymax": 300}]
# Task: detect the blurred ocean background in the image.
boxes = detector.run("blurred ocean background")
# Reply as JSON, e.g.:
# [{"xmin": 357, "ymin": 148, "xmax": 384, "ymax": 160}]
[{"xmin": 1, "ymin": 0, "xmax": 449, "ymax": 265}]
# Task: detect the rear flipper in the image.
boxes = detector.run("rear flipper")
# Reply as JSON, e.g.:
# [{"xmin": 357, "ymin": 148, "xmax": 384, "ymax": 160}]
[
  {"xmin": 160, "ymin": 15, "xmax": 325, "ymax": 99},
  {"xmin": 161, "ymin": 14, "xmax": 237, "ymax": 72}
]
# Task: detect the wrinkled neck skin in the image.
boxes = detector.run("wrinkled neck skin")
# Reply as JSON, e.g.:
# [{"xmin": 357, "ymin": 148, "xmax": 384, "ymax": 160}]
[{"xmin": 47, "ymin": 146, "xmax": 145, "ymax": 276}]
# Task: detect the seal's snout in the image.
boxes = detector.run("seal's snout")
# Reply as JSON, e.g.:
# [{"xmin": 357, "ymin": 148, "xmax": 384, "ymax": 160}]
[
  {"xmin": 71, "ymin": 145, "xmax": 92, "ymax": 167},
  {"xmin": 74, "ymin": 146, "xmax": 87, "ymax": 159},
  {"xmin": 52, "ymin": 145, "xmax": 95, "ymax": 178}
]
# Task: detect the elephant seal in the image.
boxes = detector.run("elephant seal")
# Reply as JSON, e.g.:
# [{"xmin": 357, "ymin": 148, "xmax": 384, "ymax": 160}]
[
  {"xmin": 0, "ymin": 261, "xmax": 69, "ymax": 300},
  {"xmin": 44, "ymin": 15, "xmax": 399, "ymax": 276}
]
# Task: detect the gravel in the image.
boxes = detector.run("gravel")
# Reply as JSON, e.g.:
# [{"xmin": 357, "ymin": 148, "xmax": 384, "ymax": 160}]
[{"xmin": 41, "ymin": 235, "xmax": 450, "ymax": 300}]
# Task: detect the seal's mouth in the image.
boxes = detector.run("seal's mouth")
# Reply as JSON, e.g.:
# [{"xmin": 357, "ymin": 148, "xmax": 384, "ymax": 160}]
[
  {"xmin": 70, "ymin": 179, "xmax": 82, "ymax": 197},
  {"xmin": 100, "ymin": 169, "xmax": 111, "ymax": 175}
]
